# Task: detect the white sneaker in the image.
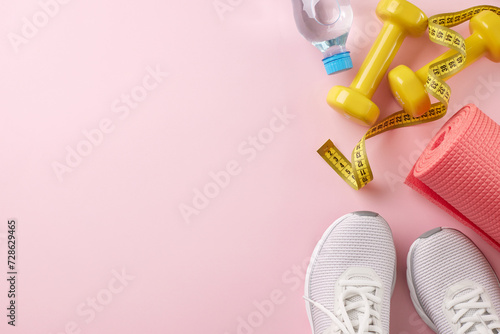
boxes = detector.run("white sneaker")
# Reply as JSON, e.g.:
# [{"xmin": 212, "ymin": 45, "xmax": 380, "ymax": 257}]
[
  {"xmin": 304, "ymin": 211, "xmax": 396, "ymax": 334},
  {"xmin": 407, "ymin": 228, "xmax": 500, "ymax": 334}
]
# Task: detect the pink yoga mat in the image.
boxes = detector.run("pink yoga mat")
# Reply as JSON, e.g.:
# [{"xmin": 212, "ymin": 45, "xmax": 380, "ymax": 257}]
[{"xmin": 406, "ymin": 104, "xmax": 500, "ymax": 251}]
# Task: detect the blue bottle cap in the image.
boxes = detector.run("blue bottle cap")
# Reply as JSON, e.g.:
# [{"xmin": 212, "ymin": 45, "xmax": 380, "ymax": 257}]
[{"xmin": 323, "ymin": 51, "xmax": 353, "ymax": 75}]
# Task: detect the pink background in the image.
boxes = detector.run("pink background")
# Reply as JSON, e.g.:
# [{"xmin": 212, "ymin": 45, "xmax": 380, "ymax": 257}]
[{"xmin": 0, "ymin": 0, "xmax": 499, "ymax": 333}]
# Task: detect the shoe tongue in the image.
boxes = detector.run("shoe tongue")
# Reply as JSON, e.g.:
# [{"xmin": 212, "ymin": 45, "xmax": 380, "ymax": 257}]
[{"xmin": 344, "ymin": 276, "xmax": 374, "ymax": 329}]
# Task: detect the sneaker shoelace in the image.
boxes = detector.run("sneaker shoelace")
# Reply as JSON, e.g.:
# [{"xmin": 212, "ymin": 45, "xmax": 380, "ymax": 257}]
[
  {"xmin": 445, "ymin": 287, "xmax": 500, "ymax": 334},
  {"xmin": 305, "ymin": 278, "xmax": 383, "ymax": 334}
]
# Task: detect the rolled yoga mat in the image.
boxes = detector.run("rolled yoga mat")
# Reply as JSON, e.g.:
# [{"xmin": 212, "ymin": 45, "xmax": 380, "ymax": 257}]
[{"xmin": 405, "ymin": 104, "xmax": 500, "ymax": 251}]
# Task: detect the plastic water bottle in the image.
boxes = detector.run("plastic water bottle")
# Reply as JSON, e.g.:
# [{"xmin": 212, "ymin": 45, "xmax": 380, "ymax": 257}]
[{"xmin": 292, "ymin": 0, "xmax": 353, "ymax": 74}]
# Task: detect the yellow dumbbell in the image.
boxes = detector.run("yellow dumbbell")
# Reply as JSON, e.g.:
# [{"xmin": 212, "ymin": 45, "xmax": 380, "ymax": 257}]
[
  {"xmin": 327, "ymin": 0, "xmax": 428, "ymax": 126},
  {"xmin": 389, "ymin": 10, "xmax": 500, "ymax": 117}
]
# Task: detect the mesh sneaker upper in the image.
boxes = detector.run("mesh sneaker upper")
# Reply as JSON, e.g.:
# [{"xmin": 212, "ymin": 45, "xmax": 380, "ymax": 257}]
[
  {"xmin": 408, "ymin": 228, "xmax": 500, "ymax": 334},
  {"xmin": 306, "ymin": 212, "xmax": 396, "ymax": 334}
]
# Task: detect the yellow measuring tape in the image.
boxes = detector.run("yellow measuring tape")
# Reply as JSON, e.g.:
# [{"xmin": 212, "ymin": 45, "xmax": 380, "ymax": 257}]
[{"xmin": 318, "ymin": 5, "xmax": 500, "ymax": 190}]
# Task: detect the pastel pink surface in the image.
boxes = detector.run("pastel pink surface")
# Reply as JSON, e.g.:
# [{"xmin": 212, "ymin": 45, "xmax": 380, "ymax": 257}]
[
  {"xmin": 0, "ymin": 1, "xmax": 499, "ymax": 334},
  {"xmin": 406, "ymin": 104, "xmax": 500, "ymax": 251}
]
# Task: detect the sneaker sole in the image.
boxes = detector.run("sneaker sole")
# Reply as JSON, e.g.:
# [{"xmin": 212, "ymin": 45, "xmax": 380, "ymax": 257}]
[
  {"xmin": 406, "ymin": 228, "xmax": 441, "ymax": 333},
  {"xmin": 304, "ymin": 211, "xmax": 397, "ymax": 334}
]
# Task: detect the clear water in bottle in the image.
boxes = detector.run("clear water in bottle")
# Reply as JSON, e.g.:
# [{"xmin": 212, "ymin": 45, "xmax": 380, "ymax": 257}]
[{"xmin": 292, "ymin": 0, "xmax": 353, "ymax": 74}]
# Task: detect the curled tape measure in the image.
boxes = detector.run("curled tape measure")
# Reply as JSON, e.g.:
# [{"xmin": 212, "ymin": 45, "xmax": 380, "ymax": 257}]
[{"xmin": 318, "ymin": 5, "xmax": 500, "ymax": 190}]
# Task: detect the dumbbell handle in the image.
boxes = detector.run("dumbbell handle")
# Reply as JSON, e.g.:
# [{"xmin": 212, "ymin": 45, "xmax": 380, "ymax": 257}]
[
  {"xmin": 351, "ymin": 23, "xmax": 406, "ymax": 98},
  {"xmin": 414, "ymin": 33, "xmax": 486, "ymax": 83}
]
